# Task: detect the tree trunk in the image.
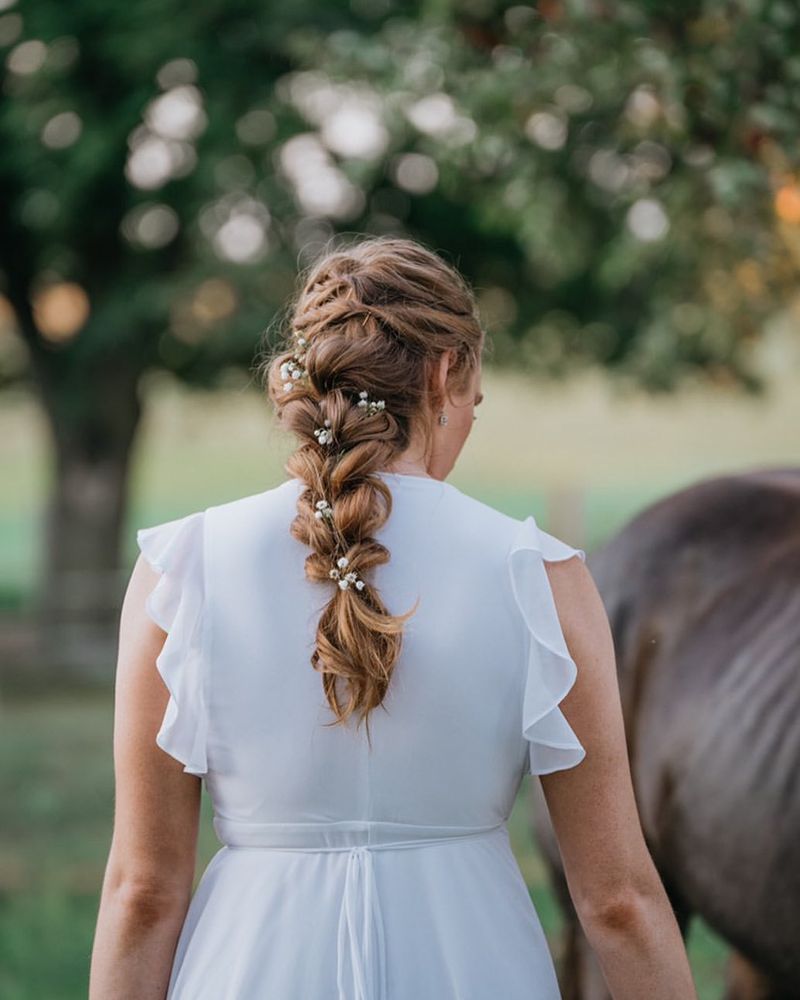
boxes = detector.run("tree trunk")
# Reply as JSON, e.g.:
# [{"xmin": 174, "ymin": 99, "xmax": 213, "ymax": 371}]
[{"xmin": 34, "ymin": 359, "xmax": 143, "ymax": 680}]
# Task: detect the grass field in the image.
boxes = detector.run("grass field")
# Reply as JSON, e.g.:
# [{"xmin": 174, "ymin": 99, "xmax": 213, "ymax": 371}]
[
  {"xmin": 2, "ymin": 364, "xmax": 798, "ymax": 997},
  {"xmin": 4, "ymin": 359, "xmax": 800, "ymax": 596},
  {"xmin": 0, "ymin": 690, "xmax": 730, "ymax": 1000}
]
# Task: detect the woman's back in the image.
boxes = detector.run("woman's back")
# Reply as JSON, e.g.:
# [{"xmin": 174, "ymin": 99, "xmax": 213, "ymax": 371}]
[
  {"xmin": 93, "ymin": 236, "xmax": 697, "ymax": 1000},
  {"xmin": 137, "ymin": 471, "xmax": 587, "ymax": 998}
]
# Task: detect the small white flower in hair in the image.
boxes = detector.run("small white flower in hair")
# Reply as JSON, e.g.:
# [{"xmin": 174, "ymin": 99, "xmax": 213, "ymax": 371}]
[
  {"xmin": 356, "ymin": 389, "xmax": 386, "ymax": 416},
  {"xmin": 280, "ymin": 336, "xmax": 310, "ymax": 392},
  {"xmin": 314, "ymin": 418, "xmax": 333, "ymax": 445},
  {"xmin": 314, "ymin": 499, "xmax": 334, "ymax": 521},
  {"xmin": 328, "ymin": 556, "xmax": 367, "ymax": 591}
]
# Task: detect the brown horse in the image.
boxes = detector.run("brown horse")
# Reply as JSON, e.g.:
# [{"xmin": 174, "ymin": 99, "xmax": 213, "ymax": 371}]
[{"xmin": 532, "ymin": 467, "xmax": 800, "ymax": 1000}]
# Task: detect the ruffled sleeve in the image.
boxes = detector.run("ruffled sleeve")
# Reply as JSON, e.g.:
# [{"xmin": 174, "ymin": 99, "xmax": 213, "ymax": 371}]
[
  {"xmin": 508, "ymin": 514, "xmax": 587, "ymax": 776},
  {"xmin": 136, "ymin": 510, "xmax": 208, "ymax": 777}
]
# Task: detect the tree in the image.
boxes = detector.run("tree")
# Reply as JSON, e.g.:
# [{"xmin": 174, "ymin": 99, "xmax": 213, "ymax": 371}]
[{"xmin": 1, "ymin": 0, "xmax": 797, "ymax": 671}]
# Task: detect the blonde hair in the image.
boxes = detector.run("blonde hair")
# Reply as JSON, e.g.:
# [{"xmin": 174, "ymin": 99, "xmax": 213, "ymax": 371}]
[{"xmin": 259, "ymin": 235, "xmax": 484, "ymax": 741}]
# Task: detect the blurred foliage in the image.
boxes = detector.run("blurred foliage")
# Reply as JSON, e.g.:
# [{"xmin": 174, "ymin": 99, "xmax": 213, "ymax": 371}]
[{"xmin": 0, "ymin": 0, "xmax": 799, "ymax": 395}]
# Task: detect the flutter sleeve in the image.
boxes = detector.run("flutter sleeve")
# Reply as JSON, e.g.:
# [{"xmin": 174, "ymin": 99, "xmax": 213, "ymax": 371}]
[
  {"xmin": 508, "ymin": 514, "xmax": 587, "ymax": 776},
  {"xmin": 136, "ymin": 510, "xmax": 208, "ymax": 777}
]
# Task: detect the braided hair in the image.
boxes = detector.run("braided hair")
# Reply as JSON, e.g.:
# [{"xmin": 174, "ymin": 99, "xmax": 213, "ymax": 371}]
[{"xmin": 258, "ymin": 235, "xmax": 484, "ymax": 742}]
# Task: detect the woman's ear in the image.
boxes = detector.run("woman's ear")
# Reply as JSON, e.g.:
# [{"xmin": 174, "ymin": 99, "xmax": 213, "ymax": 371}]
[{"xmin": 433, "ymin": 349, "xmax": 454, "ymax": 401}]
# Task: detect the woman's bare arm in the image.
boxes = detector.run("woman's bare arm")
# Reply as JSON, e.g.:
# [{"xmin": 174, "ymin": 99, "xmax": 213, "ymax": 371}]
[
  {"xmin": 89, "ymin": 555, "xmax": 202, "ymax": 1000},
  {"xmin": 539, "ymin": 555, "xmax": 697, "ymax": 1000}
]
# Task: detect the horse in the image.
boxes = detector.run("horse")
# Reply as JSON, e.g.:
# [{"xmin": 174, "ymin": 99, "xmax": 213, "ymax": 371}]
[{"xmin": 533, "ymin": 467, "xmax": 800, "ymax": 999}]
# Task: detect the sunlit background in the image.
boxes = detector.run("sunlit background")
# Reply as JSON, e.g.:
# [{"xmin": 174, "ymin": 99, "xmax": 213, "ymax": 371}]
[{"xmin": 1, "ymin": 1, "xmax": 799, "ymax": 996}]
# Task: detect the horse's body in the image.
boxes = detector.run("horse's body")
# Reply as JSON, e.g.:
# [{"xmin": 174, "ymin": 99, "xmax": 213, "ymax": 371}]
[{"xmin": 535, "ymin": 467, "xmax": 800, "ymax": 999}]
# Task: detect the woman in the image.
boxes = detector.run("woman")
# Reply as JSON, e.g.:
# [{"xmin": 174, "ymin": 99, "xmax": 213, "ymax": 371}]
[{"xmin": 90, "ymin": 236, "xmax": 696, "ymax": 999}]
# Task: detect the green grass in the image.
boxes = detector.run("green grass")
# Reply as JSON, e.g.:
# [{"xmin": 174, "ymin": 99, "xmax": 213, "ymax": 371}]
[
  {"xmin": 4, "ymin": 364, "xmax": 800, "ymax": 600},
  {"xmin": 3, "ymin": 368, "xmax": 797, "ymax": 995},
  {"xmin": 0, "ymin": 691, "xmax": 730, "ymax": 998}
]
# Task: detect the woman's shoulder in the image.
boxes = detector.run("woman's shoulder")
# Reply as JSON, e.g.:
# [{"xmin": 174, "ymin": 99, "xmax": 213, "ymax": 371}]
[
  {"xmin": 439, "ymin": 480, "xmax": 520, "ymax": 534},
  {"xmin": 441, "ymin": 481, "xmax": 584, "ymax": 562},
  {"xmin": 152, "ymin": 480, "xmax": 585, "ymax": 563},
  {"xmin": 136, "ymin": 480, "xmax": 298, "ymax": 543},
  {"xmin": 206, "ymin": 478, "xmax": 299, "ymax": 516},
  {"xmin": 201, "ymin": 479, "xmax": 300, "ymax": 529},
  {"xmin": 198, "ymin": 479, "xmax": 586, "ymax": 572},
  {"xmin": 202, "ymin": 480, "xmax": 304, "ymax": 555}
]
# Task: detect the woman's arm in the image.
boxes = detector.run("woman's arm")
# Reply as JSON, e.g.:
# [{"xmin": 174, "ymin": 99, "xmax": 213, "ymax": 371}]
[
  {"xmin": 539, "ymin": 555, "xmax": 697, "ymax": 1000},
  {"xmin": 89, "ymin": 555, "xmax": 202, "ymax": 1000}
]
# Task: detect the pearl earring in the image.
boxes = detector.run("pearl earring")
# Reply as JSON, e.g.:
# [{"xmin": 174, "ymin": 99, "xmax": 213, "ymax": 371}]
[{"xmin": 438, "ymin": 411, "xmax": 448, "ymax": 426}]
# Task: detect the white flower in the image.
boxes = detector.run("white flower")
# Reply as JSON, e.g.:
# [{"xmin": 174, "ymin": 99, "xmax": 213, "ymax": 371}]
[
  {"xmin": 328, "ymin": 555, "xmax": 367, "ymax": 593},
  {"xmin": 356, "ymin": 389, "xmax": 386, "ymax": 416},
  {"xmin": 280, "ymin": 343, "xmax": 309, "ymax": 393},
  {"xmin": 314, "ymin": 498, "xmax": 333, "ymax": 520}
]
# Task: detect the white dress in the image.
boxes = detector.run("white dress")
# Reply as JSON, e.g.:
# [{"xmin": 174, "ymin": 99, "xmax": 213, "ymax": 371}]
[{"xmin": 136, "ymin": 470, "xmax": 587, "ymax": 1000}]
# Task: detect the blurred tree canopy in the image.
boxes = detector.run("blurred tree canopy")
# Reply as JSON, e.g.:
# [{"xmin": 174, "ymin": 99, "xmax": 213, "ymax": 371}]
[{"xmin": 1, "ymin": 0, "xmax": 799, "ymax": 664}]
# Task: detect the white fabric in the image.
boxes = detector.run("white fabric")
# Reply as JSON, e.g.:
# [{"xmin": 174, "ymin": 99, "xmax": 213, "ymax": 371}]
[{"xmin": 136, "ymin": 471, "xmax": 586, "ymax": 999}]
